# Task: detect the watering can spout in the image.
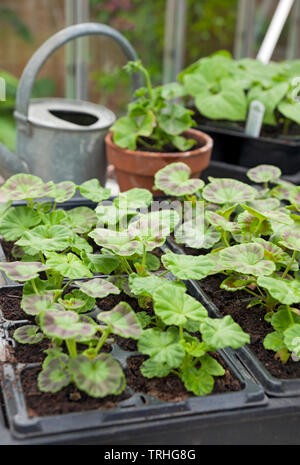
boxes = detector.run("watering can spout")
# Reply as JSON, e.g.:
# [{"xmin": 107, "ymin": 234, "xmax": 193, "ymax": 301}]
[{"xmin": 0, "ymin": 143, "xmax": 29, "ymax": 180}]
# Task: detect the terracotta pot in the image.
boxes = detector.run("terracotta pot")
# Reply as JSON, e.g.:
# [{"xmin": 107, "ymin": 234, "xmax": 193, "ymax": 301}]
[{"xmin": 105, "ymin": 128, "xmax": 213, "ymax": 193}]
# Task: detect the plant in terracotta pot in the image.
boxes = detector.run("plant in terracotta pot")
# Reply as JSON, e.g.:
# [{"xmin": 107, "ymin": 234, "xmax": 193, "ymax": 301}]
[{"xmin": 105, "ymin": 60, "xmax": 213, "ymax": 193}]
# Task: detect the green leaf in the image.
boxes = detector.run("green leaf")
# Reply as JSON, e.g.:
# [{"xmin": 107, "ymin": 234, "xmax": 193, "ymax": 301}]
[
  {"xmin": 88, "ymin": 228, "xmax": 141, "ymax": 256},
  {"xmin": 247, "ymin": 164, "xmax": 282, "ymax": 184},
  {"xmin": 152, "ymin": 284, "xmax": 207, "ymax": 326},
  {"xmin": 200, "ymin": 354, "xmax": 225, "ymax": 376},
  {"xmin": 0, "ymin": 173, "xmax": 46, "ymax": 201},
  {"xmin": 257, "ymin": 276, "xmax": 300, "ymax": 305},
  {"xmin": 0, "ymin": 261, "xmax": 49, "ymax": 281},
  {"xmin": 175, "ymin": 219, "xmax": 221, "ymax": 249},
  {"xmin": 220, "ymin": 275, "xmax": 255, "ymax": 292},
  {"xmin": 111, "ymin": 111, "xmax": 155, "ymax": 150},
  {"xmin": 195, "ymin": 87, "xmax": 247, "ymax": 121},
  {"xmin": 129, "ymin": 273, "xmax": 186, "ymax": 298},
  {"xmin": 15, "ymin": 224, "xmax": 72, "ymax": 255},
  {"xmin": 61, "ymin": 289, "xmax": 95, "ymax": 313},
  {"xmin": 21, "ymin": 292, "xmax": 63, "ymax": 316},
  {"xmin": 161, "ymin": 250, "xmax": 217, "ymax": 280},
  {"xmin": 203, "ymin": 178, "xmax": 257, "ymax": 205},
  {"xmin": 138, "ymin": 327, "xmax": 185, "ymax": 369},
  {"xmin": 219, "ymin": 243, "xmax": 276, "ymax": 276},
  {"xmin": 98, "ymin": 302, "xmax": 143, "ymax": 339},
  {"xmin": 154, "ymin": 162, "xmax": 204, "ymax": 196},
  {"xmin": 278, "ymin": 100, "xmax": 300, "ymax": 125},
  {"xmin": 74, "ymin": 278, "xmax": 120, "ymax": 298},
  {"xmin": 284, "ymin": 324, "xmax": 300, "ymax": 356},
  {"xmin": 62, "ymin": 207, "xmax": 97, "ymax": 234},
  {"xmin": 46, "ymin": 252, "xmax": 92, "ymax": 279},
  {"xmin": 263, "ymin": 331, "xmax": 286, "ymax": 352},
  {"xmin": 38, "ymin": 359, "xmax": 71, "ymax": 393},
  {"xmin": 40, "ymin": 309, "xmax": 96, "ymax": 340},
  {"xmin": 279, "ymin": 230, "xmax": 300, "ymax": 252},
  {"xmin": 0, "ymin": 206, "xmax": 41, "ymax": 241},
  {"xmin": 49, "ymin": 181, "xmax": 76, "ymax": 203},
  {"xmin": 200, "ymin": 315, "xmax": 250, "ymax": 349},
  {"xmin": 159, "ymin": 103, "xmax": 194, "ymax": 136},
  {"xmin": 247, "ymin": 82, "xmax": 289, "ymax": 125},
  {"xmin": 180, "ymin": 366, "xmax": 214, "ymax": 396},
  {"xmin": 82, "ymin": 250, "xmax": 121, "ymax": 275},
  {"xmin": 114, "ymin": 188, "xmax": 153, "ymax": 210},
  {"xmin": 13, "ymin": 325, "xmax": 44, "ymax": 344},
  {"xmin": 68, "ymin": 354, "xmax": 125, "ymax": 397},
  {"xmin": 140, "ymin": 358, "xmax": 172, "ymax": 378},
  {"xmin": 79, "ymin": 178, "xmax": 111, "ymax": 203}
]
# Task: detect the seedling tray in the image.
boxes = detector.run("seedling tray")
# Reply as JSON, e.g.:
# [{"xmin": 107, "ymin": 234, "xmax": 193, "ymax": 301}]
[
  {"xmin": 0, "ymin": 283, "xmax": 267, "ymax": 442},
  {"xmin": 165, "ymin": 239, "xmax": 300, "ymax": 398},
  {"xmin": 196, "ymin": 123, "xmax": 300, "ymax": 179}
]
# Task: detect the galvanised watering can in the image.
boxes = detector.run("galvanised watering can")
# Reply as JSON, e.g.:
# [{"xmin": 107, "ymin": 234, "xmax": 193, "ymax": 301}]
[{"xmin": 0, "ymin": 23, "xmax": 142, "ymax": 185}]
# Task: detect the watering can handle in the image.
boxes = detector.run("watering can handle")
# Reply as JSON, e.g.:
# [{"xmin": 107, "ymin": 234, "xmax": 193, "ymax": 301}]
[{"xmin": 15, "ymin": 22, "xmax": 142, "ymax": 124}]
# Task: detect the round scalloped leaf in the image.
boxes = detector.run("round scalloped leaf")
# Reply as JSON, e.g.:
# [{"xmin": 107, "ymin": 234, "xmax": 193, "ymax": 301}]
[
  {"xmin": 220, "ymin": 275, "xmax": 255, "ymax": 291},
  {"xmin": 0, "ymin": 206, "xmax": 41, "ymax": 241},
  {"xmin": 79, "ymin": 178, "xmax": 111, "ymax": 203},
  {"xmin": 200, "ymin": 315, "xmax": 250, "ymax": 349},
  {"xmin": 247, "ymin": 164, "xmax": 281, "ymax": 183},
  {"xmin": 61, "ymin": 289, "xmax": 95, "ymax": 313},
  {"xmin": 140, "ymin": 358, "xmax": 172, "ymax": 378},
  {"xmin": 206, "ymin": 211, "xmax": 239, "ymax": 232},
  {"xmin": 138, "ymin": 326, "xmax": 185, "ymax": 369},
  {"xmin": 203, "ymin": 178, "xmax": 257, "ymax": 205},
  {"xmin": 62, "ymin": 207, "xmax": 97, "ymax": 234},
  {"xmin": 128, "ymin": 273, "xmax": 186, "ymax": 298},
  {"xmin": 68, "ymin": 353, "xmax": 125, "ymax": 398},
  {"xmin": 128, "ymin": 209, "xmax": 180, "ymax": 249},
  {"xmin": 248, "ymin": 198, "xmax": 280, "ymax": 211},
  {"xmin": 161, "ymin": 250, "xmax": 218, "ymax": 280},
  {"xmin": 279, "ymin": 230, "xmax": 300, "ymax": 252},
  {"xmin": 14, "ymin": 325, "xmax": 44, "ymax": 344},
  {"xmin": 289, "ymin": 187, "xmax": 300, "ymax": 206},
  {"xmin": 21, "ymin": 293, "xmax": 64, "ymax": 316},
  {"xmin": 154, "ymin": 162, "xmax": 204, "ymax": 196},
  {"xmin": 180, "ymin": 366, "xmax": 215, "ymax": 396},
  {"xmin": 45, "ymin": 252, "xmax": 93, "ymax": 279},
  {"xmin": 257, "ymin": 276, "xmax": 300, "ymax": 305},
  {"xmin": 0, "ymin": 261, "xmax": 49, "ymax": 281},
  {"xmin": 175, "ymin": 220, "xmax": 221, "ymax": 249},
  {"xmin": 152, "ymin": 284, "xmax": 208, "ymax": 326},
  {"xmin": 15, "ymin": 224, "xmax": 72, "ymax": 255},
  {"xmin": 82, "ymin": 250, "xmax": 121, "ymax": 275},
  {"xmin": 255, "ymin": 238, "xmax": 298, "ymax": 270},
  {"xmin": 219, "ymin": 243, "xmax": 276, "ymax": 276},
  {"xmin": 0, "ymin": 173, "xmax": 45, "ymax": 201},
  {"xmin": 284, "ymin": 325, "xmax": 300, "ymax": 357},
  {"xmin": 237, "ymin": 211, "xmax": 262, "ymax": 234},
  {"xmin": 40, "ymin": 309, "xmax": 96, "ymax": 340},
  {"xmin": 114, "ymin": 188, "xmax": 153, "ymax": 210},
  {"xmin": 240, "ymin": 204, "xmax": 294, "ymax": 225},
  {"xmin": 74, "ymin": 278, "xmax": 120, "ymax": 298},
  {"xmin": 49, "ymin": 181, "xmax": 76, "ymax": 203},
  {"xmin": 38, "ymin": 359, "xmax": 71, "ymax": 393},
  {"xmin": 98, "ymin": 302, "xmax": 143, "ymax": 339},
  {"xmin": 88, "ymin": 228, "xmax": 141, "ymax": 256}
]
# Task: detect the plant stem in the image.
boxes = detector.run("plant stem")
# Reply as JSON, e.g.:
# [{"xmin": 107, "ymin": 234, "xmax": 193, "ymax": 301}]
[
  {"xmin": 95, "ymin": 328, "xmax": 110, "ymax": 354},
  {"xmin": 31, "ymin": 279, "xmax": 39, "ymax": 295},
  {"xmin": 287, "ymin": 306, "xmax": 295, "ymax": 325},
  {"xmin": 66, "ymin": 338, "xmax": 77, "ymax": 358},
  {"xmin": 142, "ymin": 243, "xmax": 147, "ymax": 268},
  {"xmin": 282, "ymin": 249, "xmax": 297, "ymax": 279},
  {"xmin": 283, "ymin": 118, "xmax": 291, "ymax": 136}
]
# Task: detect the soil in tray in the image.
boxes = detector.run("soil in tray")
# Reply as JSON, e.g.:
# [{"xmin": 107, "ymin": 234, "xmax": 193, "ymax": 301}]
[
  {"xmin": 19, "ymin": 350, "xmax": 242, "ymax": 418},
  {"xmin": 0, "ymin": 288, "xmax": 243, "ymax": 417},
  {"xmin": 199, "ymin": 273, "xmax": 300, "ymax": 380}
]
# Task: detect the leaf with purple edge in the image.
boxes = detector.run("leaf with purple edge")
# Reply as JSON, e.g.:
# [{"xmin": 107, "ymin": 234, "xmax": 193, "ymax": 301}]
[
  {"xmin": 154, "ymin": 162, "xmax": 204, "ymax": 196},
  {"xmin": 40, "ymin": 309, "xmax": 96, "ymax": 340},
  {"xmin": 203, "ymin": 178, "xmax": 257, "ymax": 205},
  {"xmin": 38, "ymin": 359, "xmax": 71, "ymax": 393},
  {"xmin": 21, "ymin": 292, "xmax": 64, "ymax": 316},
  {"xmin": 98, "ymin": 302, "xmax": 143, "ymax": 339},
  {"xmin": 247, "ymin": 164, "xmax": 281, "ymax": 184},
  {"xmin": 219, "ymin": 243, "xmax": 276, "ymax": 276},
  {"xmin": 13, "ymin": 325, "xmax": 44, "ymax": 344},
  {"xmin": 0, "ymin": 261, "xmax": 49, "ymax": 281},
  {"xmin": 74, "ymin": 278, "xmax": 120, "ymax": 298}
]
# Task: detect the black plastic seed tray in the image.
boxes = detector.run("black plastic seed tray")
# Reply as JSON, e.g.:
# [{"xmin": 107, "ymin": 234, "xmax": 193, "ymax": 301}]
[
  {"xmin": 0, "ymin": 282, "xmax": 267, "ymax": 443},
  {"xmin": 165, "ymin": 239, "xmax": 300, "ymax": 398}
]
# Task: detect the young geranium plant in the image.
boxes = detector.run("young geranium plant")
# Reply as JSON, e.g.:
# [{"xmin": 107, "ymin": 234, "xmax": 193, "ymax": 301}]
[
  {"xmin": 128, "ymin": 276, "xmax": 249, "ymax": 395},
  {"xmin": 111, "ymin": 60, "xmax": 196, "ymax": 152}
]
